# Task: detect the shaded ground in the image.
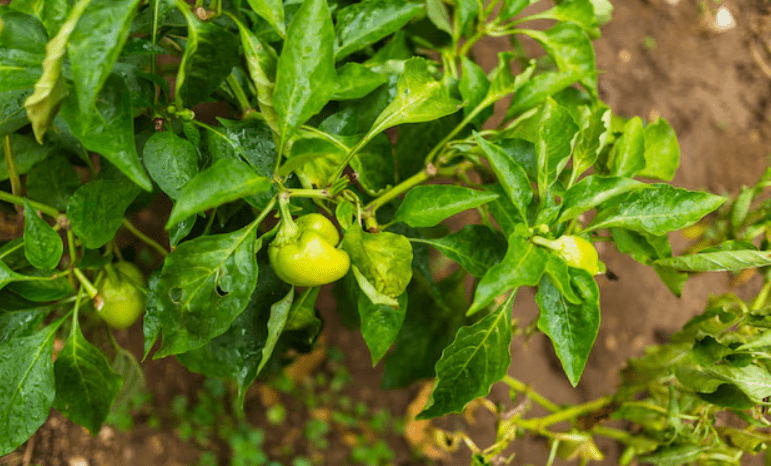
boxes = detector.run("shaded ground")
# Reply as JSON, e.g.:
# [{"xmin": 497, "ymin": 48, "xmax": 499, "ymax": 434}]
[{"xmin": 5, "ymin": 0, "xmax": 771, "ymax": 465}]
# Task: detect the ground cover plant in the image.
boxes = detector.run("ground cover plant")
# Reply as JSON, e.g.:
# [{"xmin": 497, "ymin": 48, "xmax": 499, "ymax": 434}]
[{"xmin": 2, "ymin": 0, "xmax": 771, "ymax": 463}]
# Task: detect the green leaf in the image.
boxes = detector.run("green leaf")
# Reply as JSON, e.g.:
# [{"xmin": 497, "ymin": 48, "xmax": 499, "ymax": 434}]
[
  {"xmin": 110, "ymin": 347, "xmax": 145, "ymax": 413},
  {"xmin": 26, "ymin": 154, "xmax": 81, "ymax": 211},
  {"xmin": 610, "ymin": 228, "xmax": 672, "ymax": 264},
  {"xmin": 351, "ymin": 133, "xmax": 395, "ymax": 196},
  {"xmin": 175, "ymin": 251, "xmax": 291, "ymax": 407},
  {"xmin": 639, "ymin": 445, "xmax": 706, "ymax": 466},
  {"xmin": 519, "ymin": 0, "xmax": 600, "ymax": 39},
  {"xmin": 24, "ymin": 0, "xmax": 92, "ymax": 143},
  {"xmin": 0, "ymin": 11, "xmax": 46, "ymax": 91},
  {"xmin": 334, "ymin": 0, "xmax": 423, "ymax": 60},
  {"xmin": 425, "ymin": 0, "xmax": 451, "ymax": 34},
  {"xmin": 469, "ymin": 231, "xmax": 549, "ymax": 314},
  {"xmin": 246, "ymin": 0, "xmax": 285, "ymax": 37},
  {"xmin": 500, "ymin": 0, "xmax": 534, "ymax": 21},
  {"xmin": 149, "ymin": 223, "xmax": 260, "ymax": 358},
  {"xmin": 232, "ymin": 16, "xmax": 279, "ymax": 132},
  {"xmin": 0, "ymin": 133, "xmax": 56, "ymax": 182},
  {"xmin": 342, "ymin": 224, "xmax": 413, "ymax": 300},
  {"xmin": 7, "ymin": 271, "xmax": 73, "ymax": 302},
  {"xmin": 507, "ymin": 23, "xmax": 595, "ymax": 118},
  {"xmin": 0, "ymin": 323, "xmax": 57, "ymax": 455},
  {"xmin": 53, "ymin": 318, "xmax": 122, "ymax": 434},
  {"xmin": 536, "ymin": 97, "xmax": 578, "ymax": 198},
  {"xmin": 608, "ymin": 116, "xmax": 645, "ymax": 178},
  {"xmin": 7, "ymin": 0, "xmax": 70, "ymax": 37},
  {"xmin": 257, "ymin": 287, "xmax": 294, "ymax": 377},
  {"xmin": 333, "ymin": 62, "xmax": 388, "ymax": 100},
  {"xmin": 474, "ymin": 133, "xmax": 532, "ymax": 223},
  {"xmin": 143, "ymin": 131, "xmax": 198, "ymax": 200},
  {"xmin": 638, "ymin": 117, "xmax": 679, "ymax": 181},
  {"xmin": 23, "ymin": 199, "xmax": 63, "ymax": 270},
  {"xmin": 0, "ymin": 310, "xmax": 47, "ymax": 345},
  {"xmin": 60, "ymin": 73, "xmax": 153, "ymax": 191},
  {"xmin": 382, "ymin": 271, "xmax": 467, "ymax": 389},
  {"xmin": 368, "ymin": 57, "xmax": 462, "ymax": 137},
  {"xmin": 66, "ymin": 179, "xmax": 140, "ymax": 249},
  {"xmin": 411, "ymin": 225, "xmax": 507, "ymax": 278},
  {"xmin": 392, "ymin": 185, "xmax": 499, "ymax": 228},
  {"xmin": 570, "ymin": 105, "xmax": 611, "ymax": 181},
  {"xmin": 394, "ymin": 113, "xmax": 463, "ymax": 180},
  {"xmin": 654, "ymin": 250, "xmax": 771, "ymax": 273},
  {"xmin": 536, "ymin": 268, "xmax": 599, "ymax": 386},
  {"xmin": 286, "ymin": 286, "xmax": 321, "ymax": 333},
  {"xmin": 558, "ymin": 176, "xmax": 648, "ymax": 223},
  {"xmin": 175, "ymin": 6, "xmax": 239, "ymax": 108},
  {"xmin": 459, "ymin": 58, "xmax": 491, "ymax": 128},
  {"xmin": 417, "ymin": 304, "xmax": 512, "ymax": 419},
  {"xmin": 273, "ymin": 0, "xmax": 335, "ymax": 149},
  {"xmin": 358, "ymin": 290, "xmax": 407, "ymax": 365},
  {"xmin": 166, "ymin": 158, "xmax": 272, "ymax": 228},
  {"xmin": 485, "ymin": 184, "xmax": 526, "ymax": 235},
  {"xmin": 67, "ymin": 0, "xmax": 141, "ymax": 118},
  {"xmin": 0, "ymin": 88, "xmax": 32, "ymax": 138},
  {"xmin": 588, "ymin": 184, "xmax": 726, "ymax": 236}
]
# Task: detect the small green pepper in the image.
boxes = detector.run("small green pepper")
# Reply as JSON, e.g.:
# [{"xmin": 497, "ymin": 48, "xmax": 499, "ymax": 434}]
[
  {"xmin": 96, "ymin": 262, "xmax": 146, "ymax": 329},
  {"xmin": 534, "ymin": 235, "xmax": 603, "ymax": 275},
  {"xmin": 268, "ymin": 213, "xmax": 350, "ymax": 287}
]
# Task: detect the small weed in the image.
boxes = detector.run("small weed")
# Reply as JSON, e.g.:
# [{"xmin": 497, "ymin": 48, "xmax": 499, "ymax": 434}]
[{"xmin": 642, "ymin": 36, "xmax": 656, "ymax": 50}]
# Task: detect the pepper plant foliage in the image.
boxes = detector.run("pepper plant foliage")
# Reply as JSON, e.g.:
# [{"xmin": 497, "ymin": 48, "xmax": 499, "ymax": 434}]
[{"xmin": 0, "ymin": 0, "xmax": 757, "ymax": 458}]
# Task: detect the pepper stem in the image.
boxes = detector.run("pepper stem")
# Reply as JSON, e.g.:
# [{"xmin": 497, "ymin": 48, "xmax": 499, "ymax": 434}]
[{"xmin": 273, "ymin": 194, "xmax": 300, "ymax": 247}]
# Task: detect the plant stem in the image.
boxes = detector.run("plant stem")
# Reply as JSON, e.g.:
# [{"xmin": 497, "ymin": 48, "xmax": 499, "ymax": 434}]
[
  {"xmin": 752, "ymin": 279, "xmax": 771, "ymax": 310},
  {"xmin": 122, "ymin": 218, "xmax": 169, "ymax": 257},
  {"xmin": 503, "ymin": 375, "xmax": 560, "ymax": 412},
  {"xmin": 0, "ymin": 190, "xmax": 60, "ymax": 218},
  {"xmin": 364, "ymin": 167, "xmax": 432, "ymax": 216},
  {"xmin": 287, "ymin": 188, "xmax": 331, "ymax": 200},
  {"xmin": 512, "ymin": 396, "xmax": 614, "ymax": 431},
  {"xmin": 227, "ymin": 74, "xmax": 253, "ymax": 115},
  {"xmin": 4, "ymin": 135, "xmax": 21, "ymax": 200}
]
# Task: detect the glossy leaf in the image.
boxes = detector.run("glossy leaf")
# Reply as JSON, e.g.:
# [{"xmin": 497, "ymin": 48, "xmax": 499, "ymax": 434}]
[
  {"xmin": 608, "ymin": 116, "xmax": 645, "ymax": 178},
  {"xmin": 507, "ymin": 23, "xmax": 595, "ymax": 118},
  {"xmin": 358, "ymin": 290, "xmax": 407, "ymax": 365},
  {"xmin": 536, "ymin": 268, "xmax": 599, "ymax": 386},
  {"xmin": 411, "ymin": 225, "xmax": 507, "ymax": 278},
  {"xmin": 469, "ymin": 231, "xmax": 548, "ymax": 314},
  {"xmin": 485, "ymin": 183, "xmax": 526, "ymax": 235},
  {"xmin": 382, "ymin": 272, "xmax": 467, "ymax": 389},
  {"xmin": 588, "ymin": 184, "xmax": 726, "ymax": 236},
  {"xmin": 175, "ymin": 6, "xmax": 239, "ymax": 108},
  {"xmin": 25, "ymin": 154, "xmax": 81, "ymax": 211},
  {"xmin": 519, "ymin": 0, "xmax": 600, "ymax": 39},
  {"xmin": 474, "ymin": 133, "xmax": 532, "ymax": 223},
  {"xmin": 459, "ymin": 57, "xmax": 492, "ymax": 128},
  {"xmin": 246, "ymin": 0, "xmax": 285, "ymax": 37},
  {"xmin": 639, "ymin": 117, "xmax": 679, "ymax": 181},
  {"xmin": 0, "ymin": 310, "xmax": 47, "ymax": 345},
  {"xmin": 166, "ymin": 158, "xmax": 272, "ymax": 228},
  {"xmin": 149, "ymin": 223, "xmax": 260, "ymax": 358},
  {"xmin": 273, "ymin": 0, "xmax": 335, "ymax": 149},
  {"xmin": 536, "ymin": 98, "xmax": 578, "ymax": 198},
  {"xmin": 425, "ymin": 0, "xmax": 451, "ymax": 34},
  {"xmin": 0, "ymin": 11, "xmax": 46, "ymax": 91},
  {"xmin": 368, "ymin": 58, "xmax": 462, "ymax": 137},
  {"xmin": 335, "ymin": 0, "xmax": 424, "ymax": 60},
  {"xmin": 417, "ymin": 304, "xmax": 512, "ymax": 419},
  {"xmin": 7, "ymin": 0, "xmax": 70, "ymax": 37},
  {"xmin": 342, "ymin": 224, "xmax": 413, "ymax": 300},
  {"xmin": 570, "ymin": 105, "xmax": 611, "ymax": 181},
  {"xmin": 286, "ymin": 286, "xmax": 321, "ymax": 332},
  {"xmin": 23, "ymin": 199, "xmax": 62, "ymax": 270},
  {"xmin": 53, "ymin": 318, "xmax": 122, "ymax": 434},
  {"xmin": 143, "ymin": 131, "xmax": 198, "ymax": 200},
  {"xmin": 233, "ymin": 17, "xmax": 279, "ymax": 132},
  {"xmin": 351, "ymin": 133, "xmax": 395, "ymax": 195},
  {"xmin": 60, "ymin": 73, "xmax": 153, "ymax": 191},
  {"xmin": 0, "ymin": 133, "xmax": 56, "ymax": 182},
  {"xmin": 654, "ymin": 250, "xmax": 771, "ymax": 273},
  {"xmin": 558, "ymin": 176, "xmax": 648, "ymax": 222},
  {"xmin": 0, "ymin": 323, "xmax": 56, "ymax": 455},
  {"xmin": 66, "ymin": 179, "xmax": 140, "ymax": 249},
  {"xmin": 392, "ymin": 185, "xmax": 499, "ymax": 228},
  {"xmin": 67, "ymin": 0, "xmax": 141, "ymax": 118},
  {"xmin": 0, "ymin": 88, "xmax": 32, "ymax": 138},
  {"xmin": 500, "ymin": 0, "xmax": 535, "ymax": 21},
  {"xmin": 24, "ymin": 0, "xmax": 92, "ymax": 143},
  {"xmin": 333, "ymin": 62, "xmax": 388, "ymax": 100}
]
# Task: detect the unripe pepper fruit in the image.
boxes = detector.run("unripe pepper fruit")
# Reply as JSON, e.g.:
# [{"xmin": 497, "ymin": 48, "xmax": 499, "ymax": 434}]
[
  {"xmin": 96, "ymin": 261, "xmax": 146, "ymax": 329},
  {"xmin": 533, "ymin": 235, "xmax": 604, "ymax": 275},
  {"xmin": 268, "ymin": 213, "xmax": 350, "ymax": 287}
]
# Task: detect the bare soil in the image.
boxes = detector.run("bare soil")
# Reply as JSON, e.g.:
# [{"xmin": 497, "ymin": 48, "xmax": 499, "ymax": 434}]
[{"xmin": 4, "ymin": 1, "xmax": 771, "ymax": 465}]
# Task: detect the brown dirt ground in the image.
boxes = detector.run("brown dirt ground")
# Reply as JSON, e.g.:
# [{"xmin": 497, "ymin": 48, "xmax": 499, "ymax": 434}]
[{"xmin": 4, "ymin": 0, "xmax": 771, "ymax": 465}]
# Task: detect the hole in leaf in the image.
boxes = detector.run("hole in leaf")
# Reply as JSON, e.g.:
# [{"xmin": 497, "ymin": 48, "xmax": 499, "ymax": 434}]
[
  {"xmin": 216, "ymin": 285, "xmax": 229, "ymax": 297},
  {"xmin": 169, "ymin": 287, "xmax": 183, "ymax": 304}
]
